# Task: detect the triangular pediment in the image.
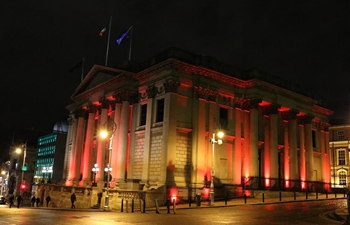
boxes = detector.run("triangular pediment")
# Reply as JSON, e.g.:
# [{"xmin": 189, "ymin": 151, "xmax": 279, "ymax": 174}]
[{"xmin": 71, "ymin": 65, "xmax": 126, "ymax": 100}]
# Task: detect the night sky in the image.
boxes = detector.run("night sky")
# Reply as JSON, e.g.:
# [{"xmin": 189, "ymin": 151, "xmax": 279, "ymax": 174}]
[{"xmin": 1, "ymin": 1, "xmax": 350, "ymax": 158}]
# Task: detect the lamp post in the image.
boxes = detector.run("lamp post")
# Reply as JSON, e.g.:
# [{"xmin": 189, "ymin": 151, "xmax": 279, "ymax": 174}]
[
  {"xmin": 100, "ymin": 118, "xmax": 117, "ymax": 212},
  {"xmin": 15, "ymin": 142, "xmax": 27, "ymax": 193},
  {"xmin": 92, "ymin": 163, "xmax": 99, "ymax": 187},
  {"xmin": 209, "ymin": 131, "xmax": 224, "ymax": 206}
]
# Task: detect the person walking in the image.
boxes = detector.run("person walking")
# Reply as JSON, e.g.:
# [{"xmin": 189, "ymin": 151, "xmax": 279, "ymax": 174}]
[
  {"xmin": 17, "ymin": 195, "xmax": 23, "ymax": 209},
  {"xmin": 31, "ymin": 196, "xmax": 36, "ymax": 207},
  {"xmin": 70, "ymin": 193, "xmax": 76, "ymax": 209},
  {"xmin": 36, "ymin": 197, "xmax": 40, "ymax": 207},
  {"xmin": 9, "ymin": 195, "xmax": 14, "ymax": 208},
  {"xmin": 46, "ymin": 195, "xmax": 51, "ymax": 207}
]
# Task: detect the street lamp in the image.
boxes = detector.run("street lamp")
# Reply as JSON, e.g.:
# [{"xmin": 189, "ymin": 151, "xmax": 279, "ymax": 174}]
[
  {"xmin": 100, "ymin": 118, "xmax": 117, "ymax": 212},
  {"xmin": 92, "ymin": 163, "xmax": 99, "ymax": 187},
  {"xmin": 15, "ymin": 142, "xmax": 27, "ymax": 193},
  {"xmin": 209, "ymin": 131, "xmax": 224, "ymax": 206}
]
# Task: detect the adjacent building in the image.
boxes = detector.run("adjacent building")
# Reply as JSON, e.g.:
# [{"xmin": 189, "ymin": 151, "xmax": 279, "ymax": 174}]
[
  {"xmin": 329, "ymin": 122, "xmax": 350, "ymax": 188},
  {"xmin": 63, "ymin": 47, "xmax": 333, "ymax": 201},
  {"xmin": 34, "ymin": 120, "xmax": 68, "ymax": 184}
]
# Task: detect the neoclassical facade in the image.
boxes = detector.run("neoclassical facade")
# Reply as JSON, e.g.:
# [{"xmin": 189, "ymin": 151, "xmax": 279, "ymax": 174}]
[{"xmin": 63, "ymin": 47, "xmax": 332, "ymax": 200}]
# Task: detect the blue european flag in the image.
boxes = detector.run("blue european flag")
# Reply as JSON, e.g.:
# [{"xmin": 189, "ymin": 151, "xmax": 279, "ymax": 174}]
[{"xmin": 116, "ymin": 26, "xmax": 132, "ymax": 46}]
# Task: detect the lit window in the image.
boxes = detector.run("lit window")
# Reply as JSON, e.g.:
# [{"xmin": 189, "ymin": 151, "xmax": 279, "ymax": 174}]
[
  {"xmin": 339, "ymin": 171, "xmax": 347, "ymax": 185},
  {"xmin": 338, "ymin": 130, "xmax": 345, "ymax": 140},
  {"xmin": 338, "ymin": 149, "xmax": 346, "ymax": 165}
]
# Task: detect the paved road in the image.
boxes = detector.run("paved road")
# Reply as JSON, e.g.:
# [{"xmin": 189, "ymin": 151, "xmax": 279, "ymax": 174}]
[{"xmin": 0, "ymin": 199, "xmax": 347, "ymax": 225}]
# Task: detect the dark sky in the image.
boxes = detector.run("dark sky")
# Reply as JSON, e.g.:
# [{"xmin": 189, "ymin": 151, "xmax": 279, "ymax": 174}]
[{"xmin": 1, "ymin": 1, "xmax": 350, "ymax": 155}]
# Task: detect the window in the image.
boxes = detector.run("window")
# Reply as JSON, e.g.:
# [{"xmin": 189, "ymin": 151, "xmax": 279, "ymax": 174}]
[
  {"xmin": 156, "ymin": 99, "xmax": 164, "ymax": 122},
  {"xmin": 338, "ymin": 149, "xmax": 346, "ymax": 165},
  {"xmin": 339, "ymin": 171, "xmax": 347, "ymax": 185},
  {"xmin": 338, "ymin": 130, "xmax": 345, "ymax": 140},
  {"xmin": 140, "ymin": 104, "xmax": 147, "ymax": 126},
  {"xmin": 219, "ymin": 107, "xmax": 228, "ymax": 129},
  {"xmin": 312, "ymin": 130, "xmax": 316, "ymax": 148}
]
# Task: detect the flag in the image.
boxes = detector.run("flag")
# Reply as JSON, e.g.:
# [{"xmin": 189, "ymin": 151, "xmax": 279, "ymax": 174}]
[
  {"xmin": 69, "ymin": 60, "xmax": 83, "ymax": 72},
  {"xmin": 116, "ymin": 26, "xmax": 132, "ymax": 46},
  {"xmin": 99, "ymin": 21, "xmax": 110, "ymax": 36}
]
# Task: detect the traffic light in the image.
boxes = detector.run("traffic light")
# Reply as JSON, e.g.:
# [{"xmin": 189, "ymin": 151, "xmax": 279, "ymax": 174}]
[{"xmin": 21, "ymin": 184, "xmax": 26, "ymax": 190}]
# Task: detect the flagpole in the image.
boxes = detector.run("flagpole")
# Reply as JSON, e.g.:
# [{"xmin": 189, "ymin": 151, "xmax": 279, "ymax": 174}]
[
  {"xmin": 81, "ymin": 57, "xmax": 85, "ymax": 82},
  {"xmin": 128, "ymin": 26, "xmax": 133, "ymax": 61},
  {"xmin": 105, "ymin": 16, "xmax": 112, "ymax": 66}
]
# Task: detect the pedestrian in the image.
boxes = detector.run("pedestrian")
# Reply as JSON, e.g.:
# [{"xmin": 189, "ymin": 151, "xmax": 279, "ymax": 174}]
[
  {"xmin": 36, "ymin": 197, "xmax": 40, "ymax": 207},
  {"xmin": 70, "ymin": 193, "xmax": 76, "ymax": 209},
  {"xmin": 9, "ymin": 195, "xmax": 14, "ymax": 208},
  {"xmin": 31, "ymin": 196, "xmax": 36, "ymax": 207},
  {"xmin": 17, "ymin": 195, "xmax": 23, "ymax": 209},
  {"xmin": 46, "ymin": 195, "xmax": 51, "ymax": 207}
]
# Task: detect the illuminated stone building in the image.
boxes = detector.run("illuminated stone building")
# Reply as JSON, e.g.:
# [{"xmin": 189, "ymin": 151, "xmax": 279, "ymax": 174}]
[
  {"xmin": 329, "ymin": 123, "xmax": 350, "ymax": 188},
  {"xmin": 64, "ymin": 47, "xmax": 332, "ymax": 201}
]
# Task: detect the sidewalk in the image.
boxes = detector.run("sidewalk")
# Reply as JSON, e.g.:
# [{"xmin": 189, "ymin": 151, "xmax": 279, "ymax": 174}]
[{"xmin": 22, "ymin": 193, "xmax": 347, "ymax": 215}]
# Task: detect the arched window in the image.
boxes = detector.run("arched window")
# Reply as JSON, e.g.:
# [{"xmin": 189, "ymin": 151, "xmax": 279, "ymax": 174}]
[{"xmin": 339, "ymin": 171, "xmax": 347, "ymax": 185}]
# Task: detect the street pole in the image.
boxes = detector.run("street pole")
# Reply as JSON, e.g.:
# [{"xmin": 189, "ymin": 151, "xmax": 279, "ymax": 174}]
[
  {"xmin": 21, "ymin": 142, "xmax": 27, "ymax": 187},
  {"xmin": 210, "ymin": 133, "xmax": 215, "ymax": 206},
  {"xmin": 104, "ymin": 136, "xmax": 113, "ymax": 211}
]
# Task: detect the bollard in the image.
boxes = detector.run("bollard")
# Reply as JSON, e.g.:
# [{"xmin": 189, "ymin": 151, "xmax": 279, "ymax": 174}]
[
  {"xmin": 196, "ymin": 194, "xmax": 201, "ymax": 207},
  {"xmin": 189, "ymin": 196, "xmax": 191, "ymax": 207},
  {"xmin": 294, "ymin": 192, "xmax": 296, "ymax": 201},
  {"xmin": 335, "ymin": 192, "xmax": 337, "ymax": 198},
  {"xmin": 279, "ymin": 192, "xmax": 281, "ymax": 201},
  {"xmin": 345, "ymin": 192, "xmax": 346, "ymax": 198},
  {"xmin": 306, "ymin": 192, "xmax": 308, "ymax": 200},
  {"xmin": 316, "ymin": 192, "xmax": 318, "ymax": 199},
  {"xmin": 173, "ymin": 199, "xmax": 176, "ymax": 214},
  {"xmin": 143, "ymin": 199, "xmax": 146, "ymax": 213},
  {"xmin": 155, "ymin": 199, "xmax": 160, "ymax": 214},
  {"xmin": 225, "ymin": 194, "xmax": 228, "ymax": 205},
  {"xmin": 244, "ymin": 194, "xmax": 247, "ymax": 204},
  {"xmin": 131, "ymin": 198, "xmax": 134, "ymax": 213},
  {"xmin": 262, "ymin": 193, "xmax": 264, "ymax": 203},
  {"xmin": 167, "ymin": 199, "xmax": 170, "ymax": 214},
  {"xmin": 126, "ymin": 200, "xmax": 129, "ymax": 213},
  {"xmin": 121, "ymin": 198, "xmax": 124, "ymax": 212},
  {"xmin": 326, "ymin": 192, "xmax": 328, "ymax": 199}
]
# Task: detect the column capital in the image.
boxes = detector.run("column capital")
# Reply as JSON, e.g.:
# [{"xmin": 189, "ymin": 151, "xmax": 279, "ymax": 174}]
[
  {"xmin": 164, "ymin": 78, "xmax": 180, "ymax": 93},
  {"xmin": 281, "ymin": 109, "xmax": 299, "ymax": 121},
  {"xmin": 298, "ymin": 114, "xmax": 314, "ymax": 125},
  {"xmin": 114, "ymin": 89, "xmax": 138, "ymax": 103},
  {"xmin": 262, "ymin": 104, "xmax": 280, "ymax": 116},
  {"xmin": 146, "ymin": 84, "xmax": 158, "ymax": 99},
  {"xmin": 242, "ymin": 98, "xmax": 261, "ymax": 111},
  {"xmin": 99, "ymin": 98, "xmax": 110, "ymax": 109},
  {"xmin": 193, "ymin": 86, "xmax": 218, "ymax": 101}
]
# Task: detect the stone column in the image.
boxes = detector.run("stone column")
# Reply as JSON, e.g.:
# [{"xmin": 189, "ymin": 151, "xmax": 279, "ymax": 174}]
[
  {"xmin": 304, "ymin": 115, "xmax": 314, "ymax": 182},
  {"xmin": 162, "ymin": 79, "xmax": 180, "ymax": 186},
  {"xmin": 299, "ymin": 122, "xmax": 306, "ymax": 182},
  {"xmin": 288, "ymin": 110, "xmax": 298, "ymax": 181},
  {"xmin": 283, "ymin": 119, "xmax": 289, "ymax": 182},
  {"xmin": 72, "ymin": 109, "xmax": 85, "ymax": 186},
  {"xmin": 233, "ymin": 106, "xmax": 242, "ymax": 185},
  {"xmin": 111, "ymin": 101, "xmax": 121, "ymax": 184},
  {"xmin": 191, "ymin": 87, "xmax": 207, "ymax": 189},
  {"xmin": 96, "ymin": 102, "xmax": 108, "ymax": 185},
  {"xmin": 269, "ymin": 106, "xmax": 279, "ymax": 181},
  {"xmin": 64, "ymin": 114, "xmax": 76, "ymax": 184},
  {"xmin": 263, "ymin": 114, "xmax": 270, "ymax": 187},
  {"xmin": 249, "ymin": 98, "xmax": 260, "ymax": 178},
  {"xmin": 81, "ymin": 104, "xmax": 96, "ymax": 186},
  {"xmin": 115, "ymin": 98, "xmax": 130, "ymax": 185}
]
